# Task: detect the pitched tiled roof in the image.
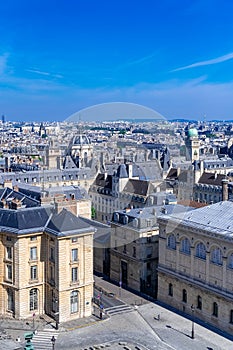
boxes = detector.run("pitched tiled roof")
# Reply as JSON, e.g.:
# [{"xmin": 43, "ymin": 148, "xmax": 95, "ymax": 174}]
[
  {"xmin": 198, "ymin": 172, "xmax": 226, "ymax": 186},
  {"xmin": 122, "ymin": 179, "xmax": 154, "ymax": 196}
]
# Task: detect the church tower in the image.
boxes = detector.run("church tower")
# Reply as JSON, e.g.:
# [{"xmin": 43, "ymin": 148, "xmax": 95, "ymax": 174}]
[{"xmin": 185, "ymin": 127, "xmax": 200, "ymax": 163}]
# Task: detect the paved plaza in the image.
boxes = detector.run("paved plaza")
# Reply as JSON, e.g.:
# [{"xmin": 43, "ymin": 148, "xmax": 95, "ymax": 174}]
[{"xmin": 1, "ymin": 276, "xmax": 233, "ymax": 350}]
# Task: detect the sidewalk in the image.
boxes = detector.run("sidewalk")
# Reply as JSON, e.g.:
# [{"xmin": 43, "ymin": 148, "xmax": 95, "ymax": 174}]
[{"xmin": 94, "ymin": 276, "xmax": 233, "ymax": 350}]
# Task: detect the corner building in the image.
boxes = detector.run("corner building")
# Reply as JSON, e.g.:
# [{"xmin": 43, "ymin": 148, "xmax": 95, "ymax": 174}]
[
  {"xmin": 0, "ymin": 207, "xmax": 94, "ymax": 323},
  {"xmin": 157, "ymin": 201, "xmax": 233, "ymax": 336}
]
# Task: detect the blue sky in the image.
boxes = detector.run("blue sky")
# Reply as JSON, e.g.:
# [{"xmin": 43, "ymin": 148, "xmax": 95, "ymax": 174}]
[{"xmin": 1, "ymin": 0, "xmax": 233, "ymax": 121}]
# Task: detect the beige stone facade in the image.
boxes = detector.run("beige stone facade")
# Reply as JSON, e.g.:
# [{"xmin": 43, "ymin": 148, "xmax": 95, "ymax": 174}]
[
  {"xmin": 0, "ymin": 207, "xmax": 94, "ymax": 323},
  {"xmin": 157, "ymin": 201, "xmax": 233, "ymax": 336},
  {"xmin": 110, "ymin": 207, "xmax": 159, "ymax": 297}
]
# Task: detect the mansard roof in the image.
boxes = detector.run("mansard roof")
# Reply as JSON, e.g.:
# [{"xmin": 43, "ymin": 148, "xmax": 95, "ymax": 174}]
[
  {"xmin": 0, "ymin": 187, "xmax": 40, "ymax": 208},
  {"xmin": 0, "ymin": 205, "xmax": 93, "ymax": 237},
  {"xmin": 0, "ymin": 206, "xmax": 52, "ymax": 233}
]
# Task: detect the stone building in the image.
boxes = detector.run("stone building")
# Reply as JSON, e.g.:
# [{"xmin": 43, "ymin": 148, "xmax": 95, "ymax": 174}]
[
  {"xmin": 157, "ymin": 201, "xmax": 233, "ymax": 336},
  {"xmin": 89, "ymin": 162, "xmax": 163, "ymax": 223},
  {"xmin": 110, "ymin": 207, "xmax": 159, "ymax": 297},
  {"xmin": 0, "ymin": 206, "xmax": 94, "ymax": 323}
]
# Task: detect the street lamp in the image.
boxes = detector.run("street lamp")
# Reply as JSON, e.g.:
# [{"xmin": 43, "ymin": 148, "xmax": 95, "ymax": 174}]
[
  {"xmin": 51, "ymin": 335, "xmax": 56, "ymax": 350},
  {"xmin": 191, "ymin": 304, "xmax": 195, "ymax": 339}
]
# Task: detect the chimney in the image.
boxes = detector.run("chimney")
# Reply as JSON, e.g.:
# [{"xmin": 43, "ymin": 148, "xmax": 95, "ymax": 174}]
[
  {"xmin": 222, "ymin": 178, "xmax": 229, "ymax": 201},
  {"xmin": 128, "ymin": 163, "xmax": 133, "ymax": 178}
]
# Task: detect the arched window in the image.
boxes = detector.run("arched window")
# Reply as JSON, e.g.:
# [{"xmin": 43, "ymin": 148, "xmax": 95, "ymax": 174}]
[
  {"xmin": 182, "ymin": 289, "xmax": 187, "ymax": 303},
  {"xmin": 195, "ymin": 242, "xmax": 206, "ymax": 260},
  {"xmin": 167, "ymin": 234, "xmax": 176, "ymax": 250},
  {"xmin": 197, "ymin": 295, "xmax": 202, "ymax": 310},
  {"xmin": 30, "ymin": 288, "xmax": 38, "ymax": 311},
  {"xmin": 168, "ymin": 283, "xmax": 173, "ymax": 296},
  {"xmin": 70, "ymin": 290, "xmax": 78, "ymax": 313},
  {"xmin": 228, "ymin": 253, "xmax": 233, "ymax": 268},
  {"xmin": 211, "ymin": 248, "xmax": 222, "ymax": 265},
  {"xmin": 213, "ymin": 302, "xmax": 218, "ymax": 317},
  {"xmin": 180, "ymin": 238, "xmax": 191, "ymax": 254}
]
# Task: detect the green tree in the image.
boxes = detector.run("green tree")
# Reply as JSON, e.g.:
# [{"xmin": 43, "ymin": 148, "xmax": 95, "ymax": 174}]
[{"xmin": 91, "ymin": 207, "xmax": 96, "ymax": 219}]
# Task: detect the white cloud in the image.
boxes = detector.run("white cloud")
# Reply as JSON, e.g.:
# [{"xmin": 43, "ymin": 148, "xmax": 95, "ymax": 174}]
[
  {"xmin": 172, "ymin": 52, "xmax": 233, "ymax": 72},
  {"xmin": 26, "ymin": 68, "xmax": 63, "ymax": 78},
  {"xmin": 116, "ymin": 52, "xmax": 157, "ymax": 71}
]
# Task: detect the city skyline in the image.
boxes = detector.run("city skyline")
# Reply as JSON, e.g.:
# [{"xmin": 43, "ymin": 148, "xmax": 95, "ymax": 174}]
[{"xmin": 1, "ymin": 0, "xmax": 233, "ymax": 122}]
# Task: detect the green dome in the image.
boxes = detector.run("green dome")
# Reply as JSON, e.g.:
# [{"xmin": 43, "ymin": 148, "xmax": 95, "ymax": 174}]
[{"xmin": 187, "ymin": 128, "xmax": 198, "ymax": 138}]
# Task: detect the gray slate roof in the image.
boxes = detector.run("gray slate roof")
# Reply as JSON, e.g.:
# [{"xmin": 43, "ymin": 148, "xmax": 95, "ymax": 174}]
[
  {"xmin": 0, "ymin": 206, "xmax": 52, "ymax": 233},
  {"xmin": 46, "ymin": 208, "xmax": 93, "ymax": 236},
  {"xmin": 0, "ymin": 206, "xmax": 94, "ymax": 236},
  {"xmin": 159, "ymin": 201, "xmax": 233, "ymax": 238}
]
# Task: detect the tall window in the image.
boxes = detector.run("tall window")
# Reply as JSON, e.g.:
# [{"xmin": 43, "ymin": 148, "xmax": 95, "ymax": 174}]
[
  {"xmin": 167, "ymin": 234, "xmax": 176, "ymax": 250},
  {"xmin": 6, "ymin": 264, "xmax": 12, "ymax": 281},
  {"xmin": 7, "ymin": 288, "xmax": 14, "ymax": 312},
  {"xmin": 182, "ymin": 289, "xmax": 187, "ymax": 303},
  {"xmin": 6, "ymin": 246, "xmax": 12, "ymax": 260},
  {"xmin": 71, "ymin": 267, "xmax": 78, "ymax": 282},
  {"xmin": 30, "ymin": 247, "xmax": 37, "ymax": 260},
  {"xmin": 30, "ymin": 289, "xmax": 38, "ymax": 311},
  {"xmin": 71, "ymin": 248, "xmax": 78, "ymax": 262},
  {"xmin": 30, "ymin": 265, "xmax": 37, "ymax": 280},
  {"xmin": 197, "ymin": 295, "xmax": 202, "ymax": 310},
  {"xmin": 180, "ymin": 238, "xmax": 191, "ymax": 254},
  {"xmin": 211, "ymin": 248, "xmax": 222, "ymax": 265},
  {"xmin": 213, "ymin": 302, "xmax": 218, "ymax": 317},
  {"xmin": 50, "ymin": 247, "xmax": 55, "ymax": 261},
  {"xmin": 168, "ymin": 283, "xmax": 173, "ymax": 296},
  {"xmin": 70, "ymin": 291, "xmax": 78, "ymax": 313},
  {"xmin": 50, "ymin": 265, "xmax": 55, "ymax": 282},
  {"xmin": 195, "ymin": 242, "xmax": 206, "ymax": 260}
]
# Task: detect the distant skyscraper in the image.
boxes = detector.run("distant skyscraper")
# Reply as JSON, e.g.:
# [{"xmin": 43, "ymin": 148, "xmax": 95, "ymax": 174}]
[{"xmin": 2, "ymin": 114, "xmax": 5, "ymax": 124}]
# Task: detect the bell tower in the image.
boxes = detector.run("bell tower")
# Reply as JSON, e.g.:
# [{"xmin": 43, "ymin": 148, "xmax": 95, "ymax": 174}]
[{"xmin": 185, "ymin": 127, "xmax": 200, "ymax": 163}]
